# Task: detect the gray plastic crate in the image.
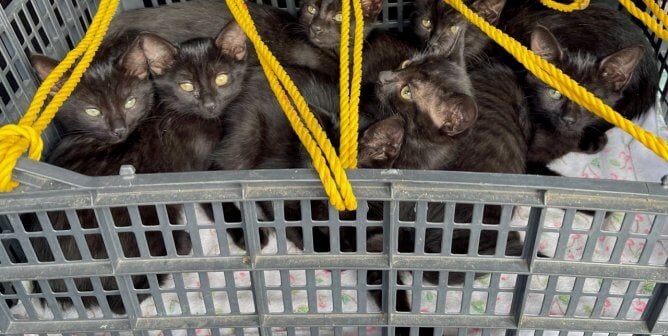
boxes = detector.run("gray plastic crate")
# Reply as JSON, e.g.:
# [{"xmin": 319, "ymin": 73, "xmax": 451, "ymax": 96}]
[{"xmin": 0, "ymin": 0, "xmax": 667, "ymax": 335}]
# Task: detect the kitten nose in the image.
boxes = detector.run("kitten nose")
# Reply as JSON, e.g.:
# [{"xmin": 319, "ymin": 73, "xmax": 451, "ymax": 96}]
[
  {"xmin": 203, "ymin": 100, "xmax": 216, "ymax": 111},
  {"xmin": 378, "ymin": 71, "xmax": 393, "ymax": 84},
  {"xmin": 561, "ymin": 115, "xmax": 577, "ymax": 125},
  {"xmin": 310, "ymin": 24, "xmax": 323, "ymax": 35},
  {"xmin": 112, "ymin": 126, "xmax": 127, "ymax": 138}
]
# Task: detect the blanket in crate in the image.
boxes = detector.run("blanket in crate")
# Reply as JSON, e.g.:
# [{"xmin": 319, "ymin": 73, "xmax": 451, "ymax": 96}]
[{"xmin": 10, "ymin": 107, "xmax": 668, "ymax": 335}]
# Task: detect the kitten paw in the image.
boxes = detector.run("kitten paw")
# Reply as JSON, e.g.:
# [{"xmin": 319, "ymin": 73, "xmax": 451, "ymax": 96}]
[{"xmin": 579, "ymin": 133, "xmax": 608, "ymax": 154}]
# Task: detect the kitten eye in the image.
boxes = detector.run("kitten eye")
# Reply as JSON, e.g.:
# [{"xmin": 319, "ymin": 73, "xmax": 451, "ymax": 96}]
[
  {"xmin": 421, "ymin": 18, "xmax": 432, "ymax": 30},
  {"xmin": 124, "ymin": 97, "xmax": 136, "ymax": 109},
  {"xmin": 180, "ymin": 82, "xmax": 195, "ymax": 92},
  {"xmin": 307, "ymin": 4, "xmax": 317, "ymax": 14},
  {"xmin": 450, "ymin": 25, "xmax": 460, "ymax": 34},
  {"xmin": 400, "ymin": 85, "xmax": 412, "ymax": 100},
  {"xmin": 85, "ymin": 108, "xmax": 101, "ymax": 117},
  {"xmin": 547, "ymin": 88, "xmax": 562, "ymax": 100},
  {"xmin": 334, "ymin": 12, "xmax": 343, "ymax": 22},
  {"xmin": 400, "ymin": 60, "xmax": 410, "ymax": 69},
  {"xmin": 215, "ymin": 73, "xmax": 229, "ymax": 86}
]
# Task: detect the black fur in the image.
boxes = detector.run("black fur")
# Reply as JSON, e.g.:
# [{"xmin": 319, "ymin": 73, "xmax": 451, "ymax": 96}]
[
  {"xmin": 26, "ymin": 22, "xmax": 249, "ymax": 315},
  {"xmin": 500, "ymin": 4, "xmax": 659, "ymax": 165},
  {"xmin": 108, "ymin": 0, "xmax": 338, "ymax": 76}
]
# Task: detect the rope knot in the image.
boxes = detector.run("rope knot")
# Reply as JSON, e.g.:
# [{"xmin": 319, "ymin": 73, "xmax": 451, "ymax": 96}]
[{"xmin": 0, "ymin": 124, "xmax": 44, "ymax": 191}]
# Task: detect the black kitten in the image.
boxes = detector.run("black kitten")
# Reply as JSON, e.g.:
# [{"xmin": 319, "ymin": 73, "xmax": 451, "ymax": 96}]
[
  {"xmin": 500, "ymin": 5, "xmax": 659, "ymax": 165},
  {"xmin": 525, "ymin": 25, "xmax": 652, "ymax": 164},
  {"xmin": 413, "ymin": 0, "xmax": 506, "ymax": 61},
  {"xmin": 299, "ymin": 0, "xmax": 383, "ymax": 54},
  {"xmin": 108, "ymin": 0, "xmax": 337, "ymax": 76},
  {"xmin": 374, "ymin": 35, "xmax": 477, "ymax": 170},
  {"xmin": 209, "ymin": 65, "xmax": 348, "ymax": 250},
  {"xmin": 30, "ymin": 31, "xmax": 151, "ymax": 142},
  {"xmin": 26, "ymin": 22, "xmax": 249, "ymax": 315}
]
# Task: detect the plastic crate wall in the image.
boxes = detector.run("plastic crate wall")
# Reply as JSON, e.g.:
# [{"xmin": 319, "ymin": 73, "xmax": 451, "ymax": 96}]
[{"xmin": 0, "ymin": 0, "xmax": 666, "ymax": 335}]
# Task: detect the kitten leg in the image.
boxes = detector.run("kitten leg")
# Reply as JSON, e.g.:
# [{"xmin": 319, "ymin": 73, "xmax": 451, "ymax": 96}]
[{"xmin": 577, "ymin": 128, "xmax": 608, "ymax": 154}]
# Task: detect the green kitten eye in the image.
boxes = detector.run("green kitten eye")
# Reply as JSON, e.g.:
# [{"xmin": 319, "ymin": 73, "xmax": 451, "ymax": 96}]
[
  {"xmin": 450, "ymin": 25, "xmax": 460, "ymax": 34},
  {"xmin": 124, "ymin": 97, "xmax": 136, "ymax": 109},
  {"xmin": 215, "ymin": 73, "xmax": 229, "ymax": 86},
  {"xmin": 85, "ymin": 108, "xmax": 101, "ymax": 117},
  {"xmin": 180, "ymin": 82, "xmax": 194, "ymax": 92},
  {"xmin": 547, "ymin": 88, "xmax": 562, "ymax": 100},
  {"xmin": 334, "ymin": 12, "xmax": 343, "ymax": 22},
  {"xmin": 400, "ymin": 60, "xmax": 410, "ymax": 69},
  {"xmin": 421, "ymin": 18, "xmax": 432, "ymax": 29},
  {"xmin": 307, "ymin": 4, "xmax": 317, "ymax": 14},
  {"xmin": 400, "ymin": 85, "xmax": 412, "ymax": 100}
]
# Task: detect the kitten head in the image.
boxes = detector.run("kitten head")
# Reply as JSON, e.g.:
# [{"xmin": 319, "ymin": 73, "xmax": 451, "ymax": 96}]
[
  {"xmin": 375, "ymin": 36, "xmax": 477, "ymax": 140},
  {"xmin": 134, "ymin": 21, "xmax": 248, "ymax": 119},
  {"xmin": 527, "ymin": 25, "xmax": 644, "ymax": 135},
  {"xmin": 30, "ymin": 33, "xmax": 154, "ymax": 143},
  {"xmin": 358, "ymin": 115, "xmax": 405, "ymax": 168},
  {"xmin": 419, "ymin": 0, "xmax": 505, "ymax": 56},
  {"xmin": 299, "ymin": 0, "xmax": 383, "ymax": 51}
]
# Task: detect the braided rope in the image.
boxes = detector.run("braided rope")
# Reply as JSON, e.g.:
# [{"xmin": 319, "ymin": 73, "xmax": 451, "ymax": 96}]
[
  {"xmin": 444, "ymin": 0, "xmax": 668, "ymax": 161},
  {"xmin": 226, "ymin": 0, "xmax": 357, "ymax": 210},
  {"xmin": 338, "ymin": 0, "xmax": 364, "ymax": 168}
]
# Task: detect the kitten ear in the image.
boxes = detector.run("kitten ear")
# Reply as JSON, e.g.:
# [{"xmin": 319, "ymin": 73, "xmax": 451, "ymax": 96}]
[
  {"xmin": 599, "ymin": 45, "xmax": 644, "ymax": 92},
  {"xmin": 121, "ymin": 32, "xmax": 177, "ymax": 78},
  {"xmin": 361, "ymin": 0, "xmax": 383, "ymax": 19},
  {"xmin": 215, "ymin": 21, "xmax": 247, "ymax": 61},
  {"xmin": 472, "ymin": 0, "xmax": 506, "ymax": 24},
  {"xmin": 29, "ymin": 54, "xmax": 69, "ymax": 95},
  {"xmin": 438, "ymin": 94, "xmax": 477, "ymax": 136},
  {"xmin": 358, "ymin": 115, "xmax": 405, "ymax": 168},
  {"xmin": 530, "ymin": 25, "xmax": 563, "ymax": 62}
]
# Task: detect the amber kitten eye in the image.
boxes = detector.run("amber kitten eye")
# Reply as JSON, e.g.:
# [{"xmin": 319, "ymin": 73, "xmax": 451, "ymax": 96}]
[
  {"xmin": 307, "ymin": 4, "xmax": 317, "ymax": 14},
  {"xmin": 124, "ymin": 97, "xmax": 136, "ymax": 109},
  {"xmin": 450, "ymin": 25, "xmax": 460, "ymax": 34},
  {"xmin": 179, "ymin": 82, "xmax": 194, "ymax": 92},
  {"xmin": 85, "ymin": 108, "xmax": 101, "ymax": 117},
  {"xmin": 547, "ymin": 88, "xmax": 562, "ymax": 100},
  {"xmin": 400, "ymin": 60, "xmax": 410, "ymax": 69},
  {"xmin": 421, "ymin": 18, "xmax": 432, "ymax": 30},
  {"xmin": 215, "ymin": 73, "xmax": 229, "ymax": 86},
  {"xmin": 400, "ymin": 85, "xmax": 412, "ymax": 100},
  {"xmin": 334, "ymin": 12, "xmax": 343, "ymax": 22}
]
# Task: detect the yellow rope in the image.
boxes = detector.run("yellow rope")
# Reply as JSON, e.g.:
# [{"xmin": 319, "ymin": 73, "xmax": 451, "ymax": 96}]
[
  {"xmin": 540, "ymin": 0, "xmax": 590, "ymax": 12},
  {"xmin": 338, "ymin": 0, "xmax": 364, "ymax": 168},
  {"xmin": 0, "ymin": 0, "xmax": 119, "ymax": 191},
  {"xmin": 621, "ymin": 0, "xmax": 668, "ymax": 40},
  {"xmin": 226, "ymin": 0, "xmax": 357, "ymax": 210},
  {"xmin": 444, "ymin": 0, "xmax": 668, "ymax": 161}
]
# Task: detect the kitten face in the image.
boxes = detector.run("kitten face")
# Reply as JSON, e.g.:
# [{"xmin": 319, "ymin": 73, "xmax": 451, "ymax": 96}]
[
  {"xmin": 30, "ymin": 34, "xmax": 153, "ymax": 143},
  {"xmin": 299, "ymin": 0, "xmax": 383, "ymax": 51},
  {"xmin": 528, "ymin": 25, "xmax": 644, "ymax": 135},
  {"xmin": 139, "ymin": 22, "xmax": 248, "ymax": 119},
  {"xmin": 375, "ymin": 35, "xmax": 477, "ymax": 140},
  {"xmin": 418, "ymin": 0, "xmax": 505, "ymax": 56}
]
